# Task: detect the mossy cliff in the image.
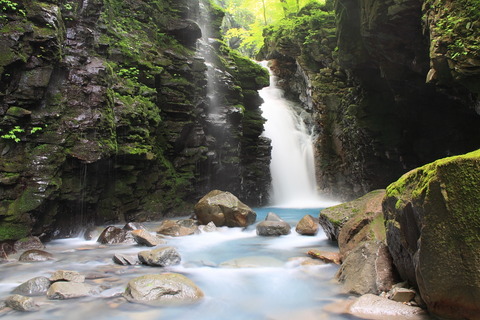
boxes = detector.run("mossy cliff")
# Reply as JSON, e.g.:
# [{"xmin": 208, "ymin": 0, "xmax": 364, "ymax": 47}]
[
  {"xmin": 0, "ymin": 0, "xmax": 270, "ymax": 240},
  {"xmin": 383, "ymin": 149, "xmax": 480, "ymax": 319},
  {"xmin": 259, "ymin": 0, "xmax": 480, "ymax": 200}
]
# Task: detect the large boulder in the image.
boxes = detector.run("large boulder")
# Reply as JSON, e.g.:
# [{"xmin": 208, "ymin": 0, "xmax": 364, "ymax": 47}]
[
  {"xmin": 319, "ymin": 190, "xmax": 385, "ymax": 241},
  {"xmin": 383, "ymin": 150, "xmax": 480, "ymax": 319},
  {"xmin": 256, "ymin": 212, "xmax": 291, "ymax": 236},
  {"xmin": 194, "ymin": 190, "xmax": 256, "ymax": 227},
  {"xmin": 123, "ymin": 273, "xmax": 204, "ymax": 305}
]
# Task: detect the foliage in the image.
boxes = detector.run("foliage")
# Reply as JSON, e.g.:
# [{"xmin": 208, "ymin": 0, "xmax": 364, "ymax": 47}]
[
  {"xmin": 0, "ymin": 0, "xmax": 25, "ymax": 20},
  {"xmin": 0, "ymin": 125, "xmax": 46, "ymax": 142},
  {"xmin": 216, "ymin": 0, "xmax": 327, "ymax": 56},
  {"xmin": 425, "ymin": 0, "xmax": 480, "ymax": 60}
]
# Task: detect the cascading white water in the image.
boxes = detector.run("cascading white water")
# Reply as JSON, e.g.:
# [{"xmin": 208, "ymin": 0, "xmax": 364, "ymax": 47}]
[{"xmin": 259, "ymin": 63, "xmax": 337, "ymax": 208}]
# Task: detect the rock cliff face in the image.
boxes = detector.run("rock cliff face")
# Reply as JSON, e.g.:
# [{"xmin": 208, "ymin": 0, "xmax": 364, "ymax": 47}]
[
  {"xmin": 0, "ymin": 0, "xmax": 270, "ymax": 240},
  {"xmin": 259, "ymin": 0, "xmax": 480, "ymax": 200}
]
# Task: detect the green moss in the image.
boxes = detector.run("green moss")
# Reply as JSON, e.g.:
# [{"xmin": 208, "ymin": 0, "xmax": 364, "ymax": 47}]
[
  {"xmin": 0, "ymin": 222, "xmax": 30, "ymax": 241},
  {"xmin": 386, "ymin": 149, "xmax": 480, "ymax": 248}
]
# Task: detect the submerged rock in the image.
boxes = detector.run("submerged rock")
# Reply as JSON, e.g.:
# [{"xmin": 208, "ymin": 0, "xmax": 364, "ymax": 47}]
[
  {"xmin": 383, "ymin": 150, "xmax": 480, "ymax": 319},
  {"xmin": 156, "ymin": 219, "xmax": 198, "ymax": 237},
  {"xmin": 131, "ymin": 230, "xmax": 165, "ymax": 247},
  {"xmin": 295, "ymin": 214, "xmax": 319, "ymax": 236},
  {"xmin": 220, "ymin": 256, "xmax": 284, "ymax": 268},
  {"xmin": 194, "ymin": 190, "xmax": 256, "ymax": 227},
  {"xmin": 46, "ymin": 282, "xmax": 99, "ymax": 300},
  {"xmin": 123, "ymin": 273, "xmax": 204, "ymax": 305},
  {"xmin": 138, "ymin": 247, "xmax": 181, "ymax": 267},
  {"xmin": 19, "ymin": 250, "xmax": 54, "ymax": 262},
  {"xmin": 12, "ymin": 277, "xmax": 51, "ymax": 296},
  {"xmin": 5, "ymin": 294, "xmax": 38, "ymax": 312},
  {"xmin": 256, "ymin": 212, "xmax": 291, "ymax": 236}
]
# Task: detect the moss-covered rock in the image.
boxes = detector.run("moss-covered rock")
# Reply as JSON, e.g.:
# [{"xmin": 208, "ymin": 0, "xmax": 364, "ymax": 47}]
[{"xmin": 383, "ymin": 149, "xmax": 480, "ymax": 319}]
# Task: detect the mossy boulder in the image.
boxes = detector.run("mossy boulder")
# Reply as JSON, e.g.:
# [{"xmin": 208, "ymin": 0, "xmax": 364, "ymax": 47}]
[{"xmin": 383, "ymin": 149, "xmax": 480, "ymax": 320}]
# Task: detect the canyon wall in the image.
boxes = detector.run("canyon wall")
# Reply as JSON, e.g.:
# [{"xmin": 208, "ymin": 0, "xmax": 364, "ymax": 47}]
[
  {"xmin": 259, "ymin": 0, "xmax": 480, "ymax": 200},
  {"xmin": 0, "ymin": 0, "xmax": 270, "ymax": 240}
]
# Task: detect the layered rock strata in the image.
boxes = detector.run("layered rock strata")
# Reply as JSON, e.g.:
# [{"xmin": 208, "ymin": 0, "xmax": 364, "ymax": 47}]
[{"xmin": 0, "ymin": 0, "xmax": 270, "ymax": 240}]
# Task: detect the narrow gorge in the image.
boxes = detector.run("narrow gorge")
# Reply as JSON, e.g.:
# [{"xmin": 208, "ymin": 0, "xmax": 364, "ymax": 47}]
[{"xmin": 0, "ymin": 0, "xmax": 479, "ymax": 319}]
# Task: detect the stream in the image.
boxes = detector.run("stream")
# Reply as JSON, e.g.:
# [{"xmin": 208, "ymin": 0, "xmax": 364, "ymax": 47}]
[{"xmin": 0, "ymin": 207, "xmax": 359, "ymax": 320}]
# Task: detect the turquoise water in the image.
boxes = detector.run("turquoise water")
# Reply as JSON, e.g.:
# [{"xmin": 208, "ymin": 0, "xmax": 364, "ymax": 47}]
[{"xmin": 0, "ymin": 208, "xmax": 358, "ymax": 320}]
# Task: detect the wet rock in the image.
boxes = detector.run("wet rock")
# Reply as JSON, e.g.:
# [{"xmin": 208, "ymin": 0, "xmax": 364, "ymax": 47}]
[
  {"xmin": 295, "ymin": 214, "xmax": 319, "ymax": 236},
  {"xmin": 12, "ymin": 276, "xmax": 51, "ymax": 296},
  {"xmin": 123, "ymin": 222, "xmax": 146, "ymax": 231},
  {"xmin": 124, "ymin": 273, "xmax": 204, "ymax": 305},
  {"xmin": 97, "ymin": 226, "xmax": 129, "ymax": 244},
  {"xmin": 131, "ymin": 229, "xmax": 165, "ymax": 246},
  {"xmin": 19, "ymin": 249, "xmax": 54, "ymax": 262},
  {"xmin": 112, "ymin": 253, "xmax": 140, "ymax": 266},
  {"xmin": 256, "ymin": 213, "xmax": 291, "ymax": 236},
  {"xmin": 138, "ymin": 247, "xmax": 181, "ymax": 267},
  {"xmin": 46, "ymin": 282, "xmax": 99, "ymax": 300},
  {"xmin": 13, "ymin": 237, "xmax": 45, "ymax": 252},
  {"xmin": 194, "ymin": 190, "xmax": 257, "ymax": 227},
  {"xmin": 156, "ymin": 219, "xmax": 198, "ymax": 237},
  {"xmin": 50, "ymin": 270, "xmax": 85, "ymax": 283},
  {"xmin": 5, "ymin": 295, "xmax": 38, "ymax": 312},
  {"xmin": 349, "ymin": 294, "xmax": 428, "ymax": 319},
  {"xmin": 336, "ymin": 241, "xmax": 398, "ymax": 295},
  {"xmin": 197, "ymin": 221, "xmax": 217, "ymax": 233},
  {"xmin": 307, "ymin": 249, "xmax": 341, "ymax": 264},
  {"xmin": 383, "ymin": 150, "xmax": 480, "ymax": 319}
]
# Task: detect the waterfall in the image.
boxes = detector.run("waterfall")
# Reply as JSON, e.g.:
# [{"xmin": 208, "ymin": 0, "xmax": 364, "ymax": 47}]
[{"xmin": 259, "ymin": 62, "xmax": 337, "ymax": 208}]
